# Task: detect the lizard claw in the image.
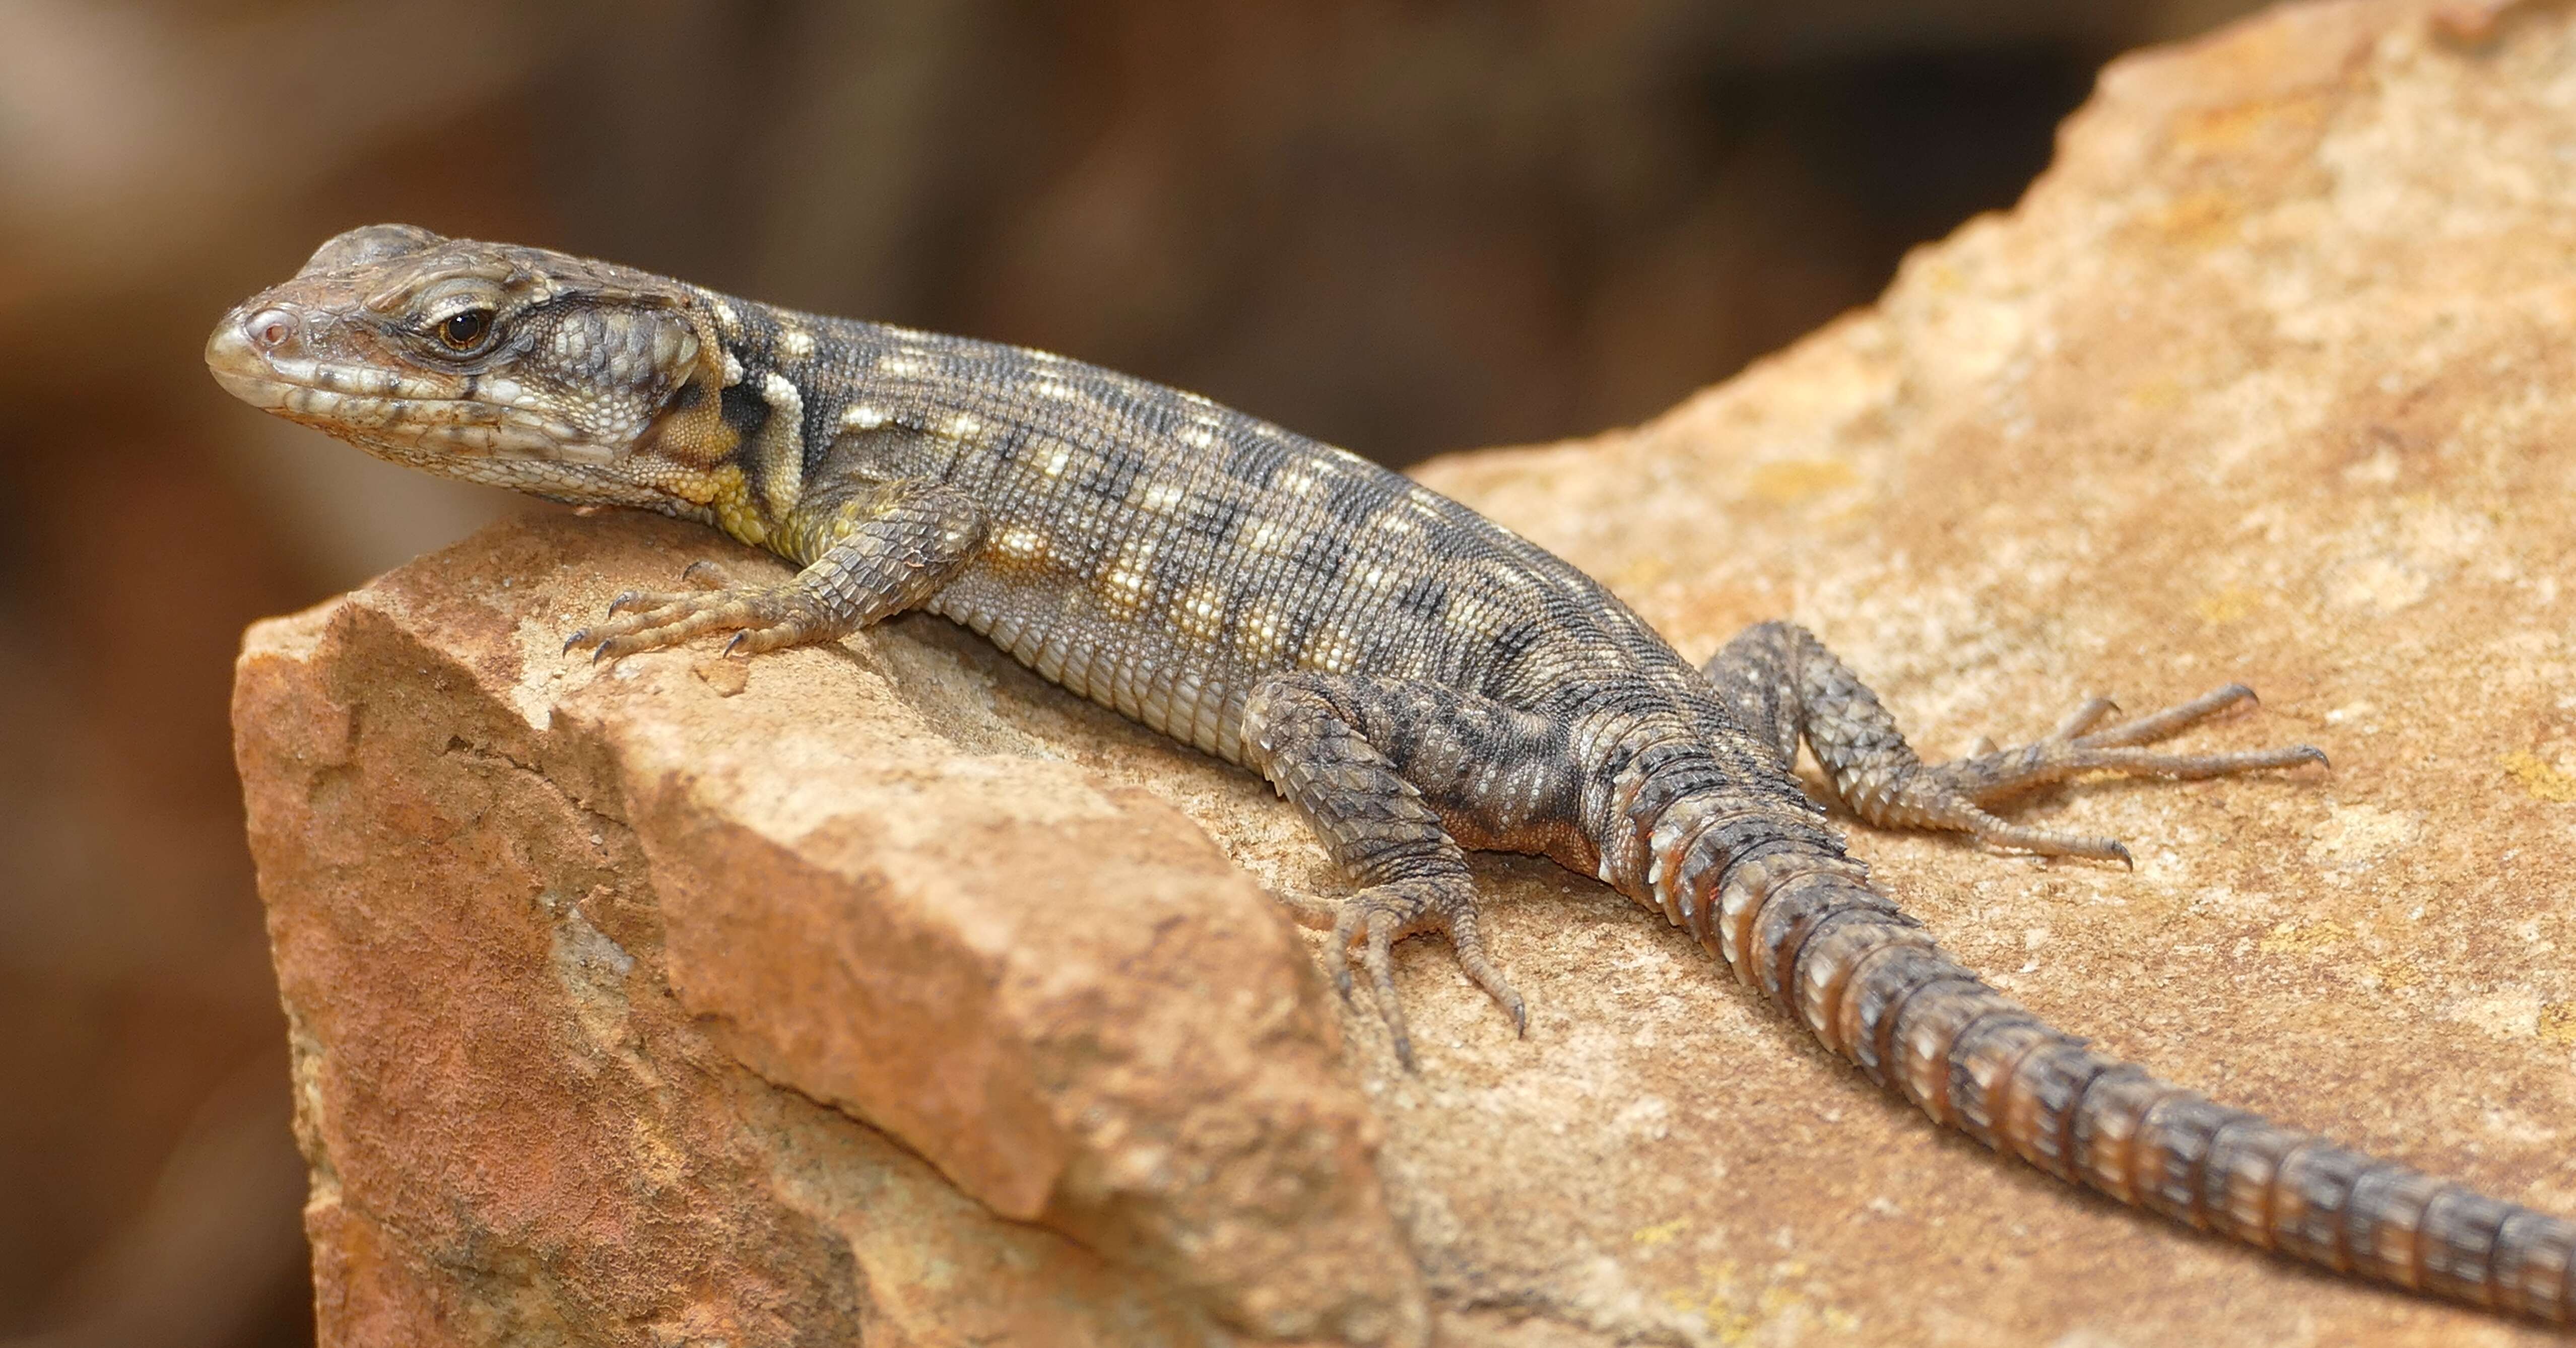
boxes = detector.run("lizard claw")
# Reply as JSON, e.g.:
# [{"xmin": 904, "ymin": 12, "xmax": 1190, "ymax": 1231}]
[
  {"xmin": 1325, "ymin": 875, "xmax": 1521, "ymax": 1071},
  {"xmin": 558, "ymin": 570, "xmax": 844, "ymax": 665}
]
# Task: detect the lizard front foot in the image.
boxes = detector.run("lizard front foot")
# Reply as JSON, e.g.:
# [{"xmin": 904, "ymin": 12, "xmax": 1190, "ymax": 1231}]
[
  {"xmin": 564, "ymin": 561, "xmax": 849, "ymax": 662},
  {"xmin": 1324, "ymin": 876, "xmax": 1525, "ymax": 1070}
]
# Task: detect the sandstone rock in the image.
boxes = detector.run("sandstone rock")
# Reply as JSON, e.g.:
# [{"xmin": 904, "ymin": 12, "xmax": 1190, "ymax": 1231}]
[
  {"xmin": 236, "ymin": 1, "xmax": 2576, "ymax": 1343},
  {"xmin": 235, "ymin": 516, "xmax": 1425, "ymax": 1347}
]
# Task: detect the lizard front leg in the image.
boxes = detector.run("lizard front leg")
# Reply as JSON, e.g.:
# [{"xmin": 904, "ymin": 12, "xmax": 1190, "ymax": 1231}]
[
  {"xmin": 1243, "ymin": 674, "xmax": 1587, "ymax": 1068},
  {"xmin": 567, "ymin": 480, "xmax": 985, "ymax": 661},
  {"xmin": 1701, "ymin": 620, "xmax": 2326, "ymax": 863}
]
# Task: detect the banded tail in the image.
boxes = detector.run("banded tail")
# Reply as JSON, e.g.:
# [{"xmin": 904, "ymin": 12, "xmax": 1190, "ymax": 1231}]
[{"xmin": 1629, "ymin": 790, "xmax": 2576, "ymax": 1324}]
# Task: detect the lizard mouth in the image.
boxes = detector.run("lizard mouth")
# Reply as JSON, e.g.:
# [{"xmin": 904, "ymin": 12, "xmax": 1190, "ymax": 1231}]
[{"xmin": 205, "ymin": 307, "xmax": 617, "ymax": 465}]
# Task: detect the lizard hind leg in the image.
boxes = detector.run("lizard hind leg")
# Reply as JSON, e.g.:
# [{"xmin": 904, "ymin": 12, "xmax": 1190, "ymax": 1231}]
[
  {"xmin": 1243, "ymin": 675, "xmax": 1582, "ymax": 1068},
  {"xmin": 1702, "ymin": 621, "xmax": 2326, "ymax": 865}
]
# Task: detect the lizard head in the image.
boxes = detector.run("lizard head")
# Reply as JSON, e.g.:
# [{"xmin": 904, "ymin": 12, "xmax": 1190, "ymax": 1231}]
[{"xmin": 208, "ymin": 224, "xmax": 742, "ymax": 511}]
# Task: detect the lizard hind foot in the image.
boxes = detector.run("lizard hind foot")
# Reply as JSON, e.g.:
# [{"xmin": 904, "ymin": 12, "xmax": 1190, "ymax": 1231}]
[
  {"xmin": 1705, "ymin": 627, "xmax": 2328, "ymax": 865},
  {"xmin": 1324, "ymin": 875, "xmax": 1525, "ymax": 1071},
  {"xmin": 1895, "ymin": 683, "xmax": 2327, "ymax": 862},
  {"xmin": 563, "ymin": 572, "xmax": 845, "ymax": 663}
]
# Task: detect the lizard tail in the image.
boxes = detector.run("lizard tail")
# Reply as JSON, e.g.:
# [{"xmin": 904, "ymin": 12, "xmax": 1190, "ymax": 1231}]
[{"xmin": 1640, "ymin": 807, "xmax": 2576, "ymax": 1323}]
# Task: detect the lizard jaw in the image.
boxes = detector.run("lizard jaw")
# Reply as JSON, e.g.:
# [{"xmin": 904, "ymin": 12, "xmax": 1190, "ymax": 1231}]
[{"xmin": 207, "ymin": 304, "xmax": 618, "ymax": 466}]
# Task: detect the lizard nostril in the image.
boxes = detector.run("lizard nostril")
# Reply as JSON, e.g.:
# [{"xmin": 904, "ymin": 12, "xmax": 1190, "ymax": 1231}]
[{"xmin": 246, "ymin": 308, "xmax": 296, "ymax": 350}]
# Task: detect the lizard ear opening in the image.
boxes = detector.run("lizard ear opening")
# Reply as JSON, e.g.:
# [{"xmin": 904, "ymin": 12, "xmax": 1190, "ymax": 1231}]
[
  {"xmin": 301, "ymin": 224, "xmax": 446, "ymax": 277},
  {"xmin": 634, "ymin": 311, "xmax": 740, "ymax": 468}
]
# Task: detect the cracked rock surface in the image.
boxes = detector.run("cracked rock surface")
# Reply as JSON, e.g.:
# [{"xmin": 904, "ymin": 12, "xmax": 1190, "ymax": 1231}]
[{"xmin": 236, "ymin": 2, "xmax": 2576, "ymax": 1343}]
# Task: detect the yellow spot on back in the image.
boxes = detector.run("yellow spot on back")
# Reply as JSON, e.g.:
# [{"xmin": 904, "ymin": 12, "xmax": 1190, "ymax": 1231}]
[
  {"xmin": 1446, "ymin": 593, "xmax": 1496, "ymax": 635},
  {"xmin": 1244, "ymin": 518, "xmax": 1297, "ymax": 555},
  {"xmin": 1040, "ymin": 444, "xmax": 1074, "ymax": 477},
  {"xmin": 1300, "ymin": 626, "xmax": 1359, "ymax": 674},
  {"xmin": 776, "ymin": 322, "xmax": 815, "ymax": 361},
  {"xmin": 1032, "ymin": 378, "xmax": 1081, "ymax": 401},
  {"xmin": 1237, "ymin": 599, "xmax": 1287, "ymax": 662},
  {"xmin": 1093, "ymin": 535, "xmax": 1161, "ymax": 617},
  {"xmin": 1136, "ymin": 480, "xmax": 1185, "ymax": 512},
  {"xmin": 1097, "ymin": 553, "xmax": 1154, "ymax": 616},
  {"xmin": 1172, "ymin": 583, "xmax": 1226, "ymax": 643},
  {"xmin": 880, "ymin": 353, "xmax": 930, "ymax": 377},
  {"xmin": 945, "ymin": 412, "xmax": 983, "ymax": 440},
  {"xmin": 1177, "ymin": 425, "xmax": 1217, "ymax": 449},
  {"xmin": 841, "ymin": 404, "xmax": 889, "ymax": 432},
  {"xmin": 994, "ymin": 526, "xmax": 1051, "ymax": 563}
]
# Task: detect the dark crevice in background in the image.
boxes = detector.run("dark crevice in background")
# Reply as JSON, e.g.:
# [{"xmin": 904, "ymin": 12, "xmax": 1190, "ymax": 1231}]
[{"xmin": 1737, "ymin": 41, "xmax": 2103, "ymax": 276}]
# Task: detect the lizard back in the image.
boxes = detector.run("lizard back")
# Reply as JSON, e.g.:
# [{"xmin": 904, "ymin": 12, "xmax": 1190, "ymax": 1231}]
[{"xmin": 745, "ymin": 304, "xmax": 1704, "ymax": 762}]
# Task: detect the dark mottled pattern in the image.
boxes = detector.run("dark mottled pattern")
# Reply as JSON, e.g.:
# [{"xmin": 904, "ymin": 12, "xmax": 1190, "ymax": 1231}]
[{"xmin": 206, "ymin": 225, "xmax": 2576, "ymax": 1326}]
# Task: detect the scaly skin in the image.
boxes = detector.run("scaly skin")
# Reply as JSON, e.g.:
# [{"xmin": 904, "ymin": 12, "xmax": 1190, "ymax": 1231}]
[{"xmin": 210, "ymin": 225, "xmax": 2576, "ymax": 1325}]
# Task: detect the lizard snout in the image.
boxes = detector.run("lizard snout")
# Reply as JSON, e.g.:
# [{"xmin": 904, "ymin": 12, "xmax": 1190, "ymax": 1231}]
[{"xmin": 205, "ymin": 302, "xmax": 310, "ymax": 408}]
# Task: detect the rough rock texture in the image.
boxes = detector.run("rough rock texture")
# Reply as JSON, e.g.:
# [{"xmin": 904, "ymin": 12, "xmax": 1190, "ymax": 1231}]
[
  {"xmin": 235, "ymin": 1, "xmax": 2576, "ymax": 1343},
  {"xmin": 235, "ymin": 520, "xmax": 1426, "ymax": 1347}
]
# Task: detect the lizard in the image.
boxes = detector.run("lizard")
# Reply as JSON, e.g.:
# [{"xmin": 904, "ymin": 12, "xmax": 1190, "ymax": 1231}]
[{"xmin": 208, "ymin": 223, "xmax": 2575, "ymax": 1327}]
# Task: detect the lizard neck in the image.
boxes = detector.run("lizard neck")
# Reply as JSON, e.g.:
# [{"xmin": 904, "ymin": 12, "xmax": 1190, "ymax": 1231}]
[{"xmin": 671, "ymin": 292, "xmax": 984, "ymax": 565}]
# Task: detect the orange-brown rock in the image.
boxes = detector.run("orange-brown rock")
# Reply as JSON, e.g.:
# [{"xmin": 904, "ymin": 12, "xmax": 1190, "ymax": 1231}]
[
  {"xmin": 237, "ymin": 1, "xmax": 2576, "ymax": 1343},
  {"xmin": 235, "ymin": 515, "xmax": 1427, "ymax": 1346}
]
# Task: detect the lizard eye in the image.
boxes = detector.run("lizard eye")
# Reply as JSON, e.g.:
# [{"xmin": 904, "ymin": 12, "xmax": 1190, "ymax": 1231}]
[{"xmin": 436, "ymin": 308, "xmax": 495, "ymax": 352}]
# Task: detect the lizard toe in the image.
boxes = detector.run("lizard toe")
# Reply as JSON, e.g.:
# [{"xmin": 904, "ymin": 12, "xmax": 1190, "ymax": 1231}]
[
  {"xmin": 679, "ymin": 559, "xmax": 736, "ymax": 589},
  {"xmin": 1326, "ymin": 875, "xmax": 1517, "ymax": 1069},
  {"xmin": 568, "ymin": 585, "xmax": 835, "ymax": 663}
]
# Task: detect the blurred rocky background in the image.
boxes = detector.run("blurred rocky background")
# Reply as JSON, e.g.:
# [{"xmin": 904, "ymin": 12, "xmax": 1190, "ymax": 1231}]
[{"xmin": 0, "ymin": 2, "xmax": 2266, "ymax": 1343}]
